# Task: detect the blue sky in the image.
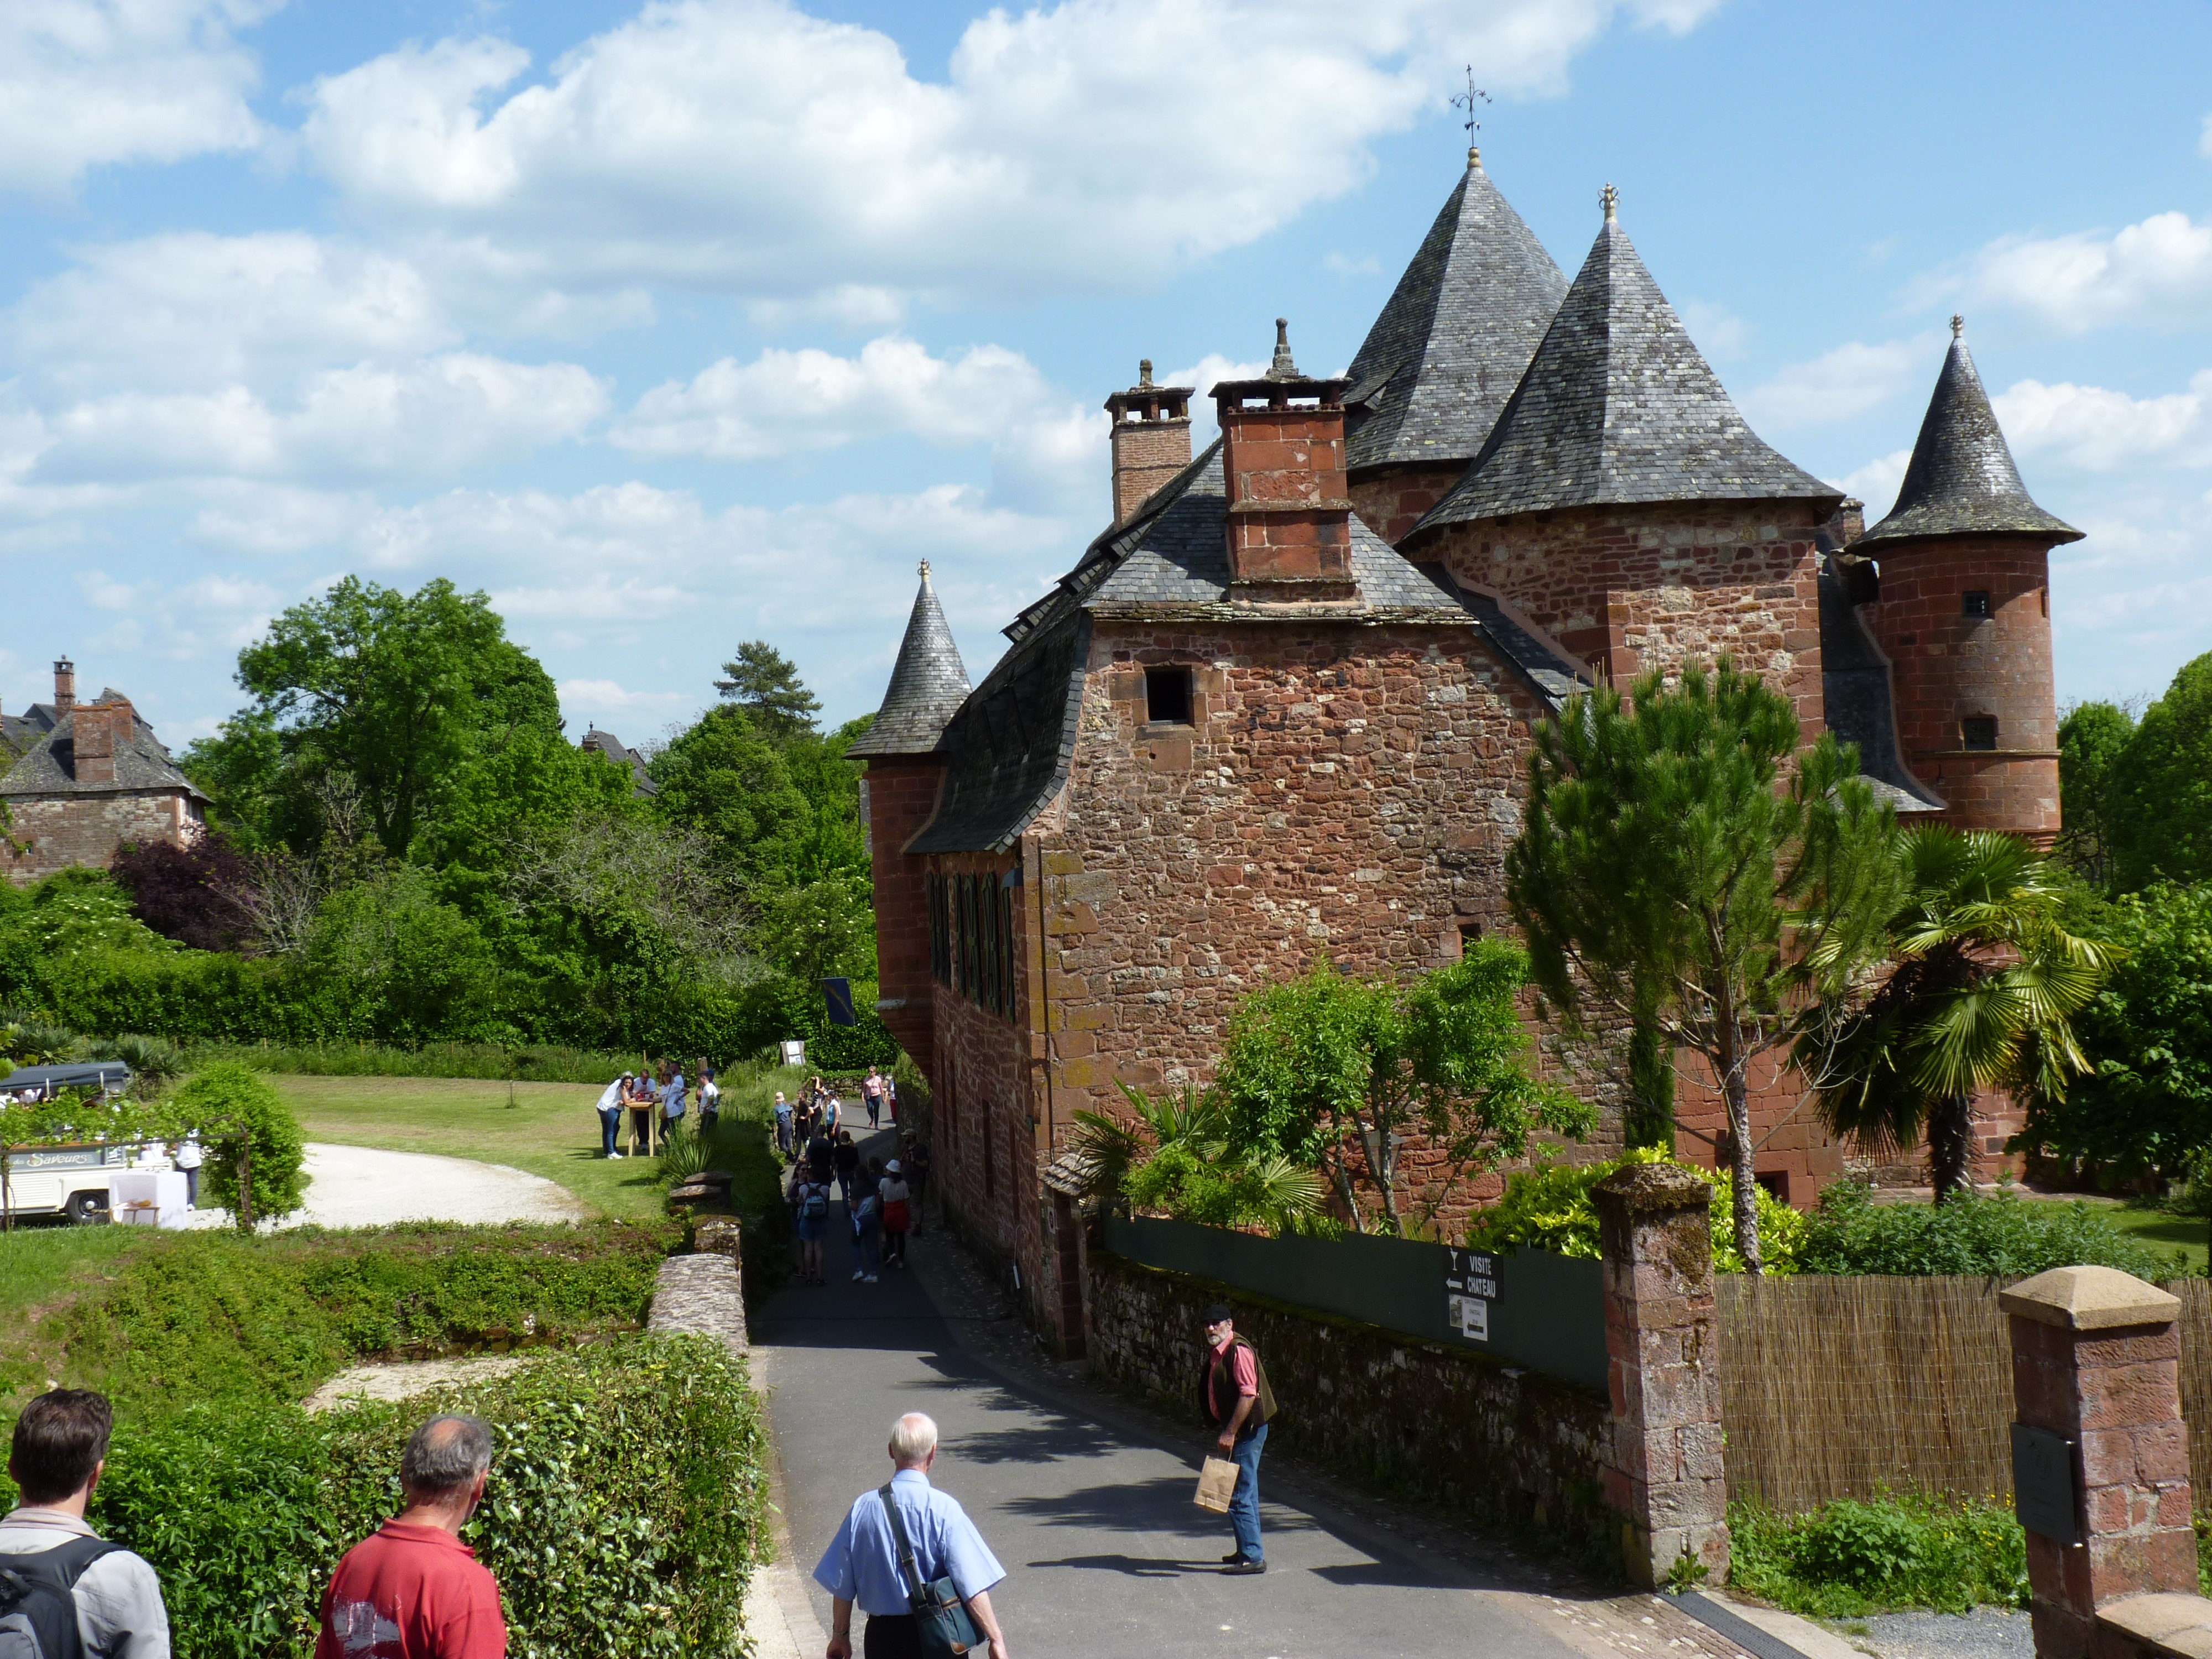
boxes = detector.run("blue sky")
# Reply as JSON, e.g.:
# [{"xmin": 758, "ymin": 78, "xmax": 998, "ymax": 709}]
[{"xmin": 4, "ymin": 0, "xmax": 2210, "ymax": 748}]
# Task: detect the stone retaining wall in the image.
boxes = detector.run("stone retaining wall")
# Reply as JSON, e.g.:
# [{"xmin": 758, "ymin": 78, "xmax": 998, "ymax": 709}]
[
  {"xmin": 1087, "ymin": 1248, "xmax": 1611, "ymax": 1552},
  {"xmin": 649, "ymin": 1218, "xmax": 749, "ymax": 1355}
]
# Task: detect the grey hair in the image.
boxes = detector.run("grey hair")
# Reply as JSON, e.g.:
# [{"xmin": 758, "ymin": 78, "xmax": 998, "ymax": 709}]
[
  {"xmin": 888, "ymin": 1412, "xmax": 938, "ymax": 1467},
  {"xmin": 400, "ymin": 1415, "xmax": 492, "ymax": 1498}
]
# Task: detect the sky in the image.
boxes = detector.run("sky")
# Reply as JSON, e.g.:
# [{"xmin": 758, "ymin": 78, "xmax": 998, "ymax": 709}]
[{"xmin": 3, "ymin": 0, "xmax": 2210, "ymax": 750}]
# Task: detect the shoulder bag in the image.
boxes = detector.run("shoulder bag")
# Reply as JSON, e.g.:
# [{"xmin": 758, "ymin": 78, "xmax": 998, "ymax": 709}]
[{"xmin": 878, "ymin": 1483, "xmax": 984, "ymax": 1657}]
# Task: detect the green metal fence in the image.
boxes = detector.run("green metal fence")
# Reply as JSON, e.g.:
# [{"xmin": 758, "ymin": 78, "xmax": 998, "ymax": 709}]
[{"xmin": 1098, "ymin": 1215, "xmax": 1606, "ymax": 1393}]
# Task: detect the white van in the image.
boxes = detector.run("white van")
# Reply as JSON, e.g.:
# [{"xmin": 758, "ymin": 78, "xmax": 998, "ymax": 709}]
[{"xmin": 1, "ymin": 1061, "xmax": 137, "ymax": 1224}]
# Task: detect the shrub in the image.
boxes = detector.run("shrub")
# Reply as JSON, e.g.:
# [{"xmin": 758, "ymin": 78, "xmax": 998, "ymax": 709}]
[
  {"xmin": 1466, "ymin": 1147, "xmax": 1809, "ymax": 1274},
  {"xmin": 66, "ymin": 1338, "xmax": 766, "ymax": 1659},
  {"xmin": 171, "ymin": 1062, "xmax": 307, "ymax": 1228},
  {"xmin": 1729, "ymin": 1494, "xmax": 2028, "ymax": 1616},
  {"xmin": 1796, "ymin": 1181, "xmax": 2182, "ymax": 1279}
]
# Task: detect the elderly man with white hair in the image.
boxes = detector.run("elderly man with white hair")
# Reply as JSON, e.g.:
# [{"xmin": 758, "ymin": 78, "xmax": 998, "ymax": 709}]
[{"xmin": 813, "ymin": 1411, "xmax": 1010, "ymax": 1659}]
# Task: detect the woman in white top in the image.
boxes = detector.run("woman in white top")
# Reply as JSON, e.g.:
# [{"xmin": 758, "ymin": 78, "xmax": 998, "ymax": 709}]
[{"xmin": 878, "ymin": 1159, "xmax": 913, "ymax": 1269}]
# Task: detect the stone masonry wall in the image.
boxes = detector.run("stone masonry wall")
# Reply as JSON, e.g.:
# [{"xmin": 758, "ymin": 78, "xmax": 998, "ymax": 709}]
[
  {"xmin": 1350, "ymin": 467, "xmax": 1465, "ymax": 548},
  {"xmin": 1418, "ymin": 502, "xmax": 1828, "ymax": 740},
  {"xmin": 1088, "ymin": 1248, "xmax": 1613, "ymax": 1550},
  {"xmin": 3, "ymin": 791, "xmax": 199, "ymax": 886},
  {"xmin": 865, "ymin": 758, "xmax": 946, "ymax": 1070},
  {"xmin": 1038, "ymin": 619, "xmax": 1612, "ymax": 1227}
]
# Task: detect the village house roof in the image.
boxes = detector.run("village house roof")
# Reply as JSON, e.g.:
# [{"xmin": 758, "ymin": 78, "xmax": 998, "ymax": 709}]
[
  {"xmin": 1343, "ymin": 150, "xmax": 1569, "ymax": 478},
  {"xmin": 580, "ymin": 727, "xmax": 660, "ymax": 797},
  {"xmin": 0, "ymin": 700, "xmax": 206, "ymax": 802},
  {"xmin": 1856, "ymin": 319, "xmax": 2082, "ymax": 550},
  {"xmin": 1, "ymin": 703, "xmax": 61, "ymax": 760},
  {"xmin": 849, "ymin": 562, "xmax": 973, "ymax": 759},
  {"xmin": 908, "ymin": 442, "xmax": 1592, "ymax": 854},
  {"xmin": 1417, "ymin": 190, "xmax": 1840, "ymax": 531}
]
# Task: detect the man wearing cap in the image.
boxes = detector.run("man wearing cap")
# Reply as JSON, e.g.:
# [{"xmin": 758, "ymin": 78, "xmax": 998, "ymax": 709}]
[{"xmin": 1200, "ymin": 1304, "xmax": 1275, "ymax": 1575}]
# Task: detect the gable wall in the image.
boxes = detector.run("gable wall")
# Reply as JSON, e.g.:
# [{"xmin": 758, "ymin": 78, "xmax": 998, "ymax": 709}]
[
  {"xmin": 3, "ymin": 791, "xmax": 200, "ymax": 886},
  {"xmin": 1350, "ymin": 466, "xmax": 1468, "ymax": 547}
]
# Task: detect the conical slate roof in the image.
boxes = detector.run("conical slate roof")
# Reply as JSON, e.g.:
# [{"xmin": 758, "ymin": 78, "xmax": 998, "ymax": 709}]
[
  {"xmin": 1857, "ymin": 321, "xmax": 2081, "ymax": 549},
  {"xmin": 1343, "ymin": 152, "xmax": 1569, "ymax": 477},
  {"xmin": 847, "ymin": 561, "xmax": 972, "ymax": 758},
  {"xmin": 1416, "ymin": 193, "xmax": 1839, "ymax": 530}
]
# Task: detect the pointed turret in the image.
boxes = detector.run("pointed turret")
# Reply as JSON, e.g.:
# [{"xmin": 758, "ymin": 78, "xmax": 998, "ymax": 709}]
[
  {"xmin": 848, "ymin": 561, "xmax": 972, "ymax": 757},
  {"xmin": 1416, "ymin": 187, "xmax": 1838, "ymax": 531},
  {"xmin": 1344, "ymin": 149, "xmax": 1569, "ymax": 483},
  {"xmin": 1857, "ymin": 317, "xmax": 2081, "ymax": 549}
]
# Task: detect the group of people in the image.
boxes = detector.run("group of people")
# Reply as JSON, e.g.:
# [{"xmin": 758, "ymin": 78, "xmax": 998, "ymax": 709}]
[
  {"xmin": 593, "ymin": 1061, "xmax": 719, "ymax": 1159},
  {"xmin": 2, "ymin": 1387, "xmax": 505, "ymax": 1657},
  {"xmin": 780, "ymin": 1072, "xmax": 931, "ymax": 1288}
]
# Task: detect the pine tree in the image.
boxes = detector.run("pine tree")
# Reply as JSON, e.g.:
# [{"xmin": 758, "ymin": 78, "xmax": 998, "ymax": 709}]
[{"xmin": 713, "ymin": 641, "xmax": 822, "ymax": 744}]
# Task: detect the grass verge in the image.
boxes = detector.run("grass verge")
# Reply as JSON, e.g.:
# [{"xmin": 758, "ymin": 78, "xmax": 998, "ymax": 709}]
[{"xmin": 1729, "ymin": 1494, "xmax": 2027, "ymax": 1618}]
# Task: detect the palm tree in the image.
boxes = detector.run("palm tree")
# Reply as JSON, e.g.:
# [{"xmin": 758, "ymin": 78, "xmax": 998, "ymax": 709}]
[{"xmin": 1799, "ymin": 826, "xmax": 2114, "ymax": 1203}]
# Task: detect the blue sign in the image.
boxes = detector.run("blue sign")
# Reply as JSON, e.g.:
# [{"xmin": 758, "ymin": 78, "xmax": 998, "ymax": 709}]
[{"xmin": 822, "ymin": 977, "xmax": 858, "ymax": 1027}]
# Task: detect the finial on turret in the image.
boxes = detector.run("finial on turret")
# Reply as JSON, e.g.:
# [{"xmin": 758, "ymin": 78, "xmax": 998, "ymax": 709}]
[
  {"xmin": 1138, "ymin": 359, "xmax": 1154, "ymax": 387},
  {"xmin": 1602, "ymin": 182, "xmax": 1619, "ymax": 223},
  {"xmin": 1452, "ymin": 68, "xmax": 1490, "ymax": 169},
  {"xmin": 1950, "ymin": 314, "xmax": 1965, "ymax": 340},
  {"xmin": 1267, "ymin": 318, "xmax": 1298, "ymax": 380},
  {"xmin": 918, "ymin": 560, "xmax": 931, "ymax": 581}
]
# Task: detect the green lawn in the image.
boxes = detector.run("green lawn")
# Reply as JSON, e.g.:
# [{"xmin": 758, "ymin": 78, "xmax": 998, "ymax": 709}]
[
  {"xmin": 272, "ymin": 1073, "xmax": 674, "ymax": 1220},
  {"xmin": 2104, "ymin": 1204, "xmax": 2212, "ymax": 1277}
]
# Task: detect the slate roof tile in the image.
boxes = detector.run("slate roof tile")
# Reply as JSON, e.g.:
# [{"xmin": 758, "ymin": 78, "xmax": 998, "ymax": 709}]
[
  {"xmin": 849, "ymin": 562, "xmax": 974, "ymax": 758},
  {"xmin": 1, "ymin": 708, "xmax": 206, "ymax": 801}
]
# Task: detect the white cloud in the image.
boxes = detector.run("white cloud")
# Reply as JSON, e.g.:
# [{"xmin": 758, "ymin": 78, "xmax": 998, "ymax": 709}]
[
  {"xmin": 6, "ymin": 233, "xmax": 455, "ymax": 395},
  {"xmin": 1830, "ymin": 448, "xmax": 1911, "ymax": 520},
  {"xmin": 1739, "ymin": 336, "xmax": 1933, "ymax": 431},
  {"xmin": 299, "ymin": 0, "xmax": 1719, "ymax": 314},
  {"xmin": 1678, "ymin": 299, "xmax": 1749, "ymax": 362},
  {"xmin": 0, "ymin": 0, "xmax": 276, "ymax": 194},
  {"xmin": 1995, "ymin": 373, "xmax": 2212, "ymax": 472},
  {"xmin": 70, "ymin": 565, "xmax": 280, "ymax": 665},
  {"xmin": 1954, "ymin": 210, "xmax": 2212, "ymax": 332},
  {"xmin": 33, "ymin": 353, "xmax": 608, "ymax": 485}
]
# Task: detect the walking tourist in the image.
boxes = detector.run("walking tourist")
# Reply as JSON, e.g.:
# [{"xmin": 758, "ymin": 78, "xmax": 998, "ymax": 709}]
[
  {"xmin": 862, "ymin": 1067, "xmax": 884, "ymax": 1129},
  {"xmin": 316, "ymin": 1415, "xmax": 506, "ymax": 1658},
  {"xmin": 905, "ymin": 1142, "xmax": 932, "ymax": 1236},
  {"xmin": 774, "ymin": 1092, "xmax": 795, "ymax": 1159},
  {"xmin": 661, "ymin": 1064, "xmax": 688, "ymax": 1142},
  {"xmin": 0, "ymin": 1389, "xmax": 173, "ymax": 1657},
  {"xmin": 173, "ymin": 1131, "xmax": 203, "ymax": 1207},
  {"xmin": 806, "ymin": 1120, "xmax": 837, "ymax": 1185},
  {"xmin": 596, "ymin": 1073, "xmax": 630, "ymax": 1160},
  {"xmin": 849, "ymin": 1166, "xmax": 882, "ymax": 1284},
  {"xmin": 697, "ymin": 1066, "xmax": 720, "ymax": 1139},
  {"xmin": 1200, "ymin": 1305, "xmax": 1275, "ymax": 1575},
  {"xmin": 814, "ymin": 1412, "xmax": 1010, "ymax": 1659},
  {"xmin": 791, "ymin": 1165, "xmax": 834, "ymax": 1286},
  {"xmin": 879, "ymin": 1160, "xmax": 911, "ymax": 1269},
  {"xmin": 821, "ymin": 1091, "xmax": 843, "ymax": 1139},
  {"xmin": 834, "ymin": 1130, "xmax": 862, "ymax": 1208}
]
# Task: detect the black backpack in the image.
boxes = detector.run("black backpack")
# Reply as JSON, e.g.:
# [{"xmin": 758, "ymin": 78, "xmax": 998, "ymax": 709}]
[{"xmin": 0, "ymin": 1537, "xmax": 122, "ymax": 1659}]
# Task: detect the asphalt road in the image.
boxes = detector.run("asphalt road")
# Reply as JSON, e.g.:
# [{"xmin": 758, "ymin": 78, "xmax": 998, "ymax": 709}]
[{"xmin": 752, "ymin": 1175, "xmax": 1587, "ymax": 1659}]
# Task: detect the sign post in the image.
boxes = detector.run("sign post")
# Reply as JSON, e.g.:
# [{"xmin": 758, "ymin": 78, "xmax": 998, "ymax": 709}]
[{"xmin": 1443, "ymin": 1248, "xmax": 1503, "ymax": 1344}]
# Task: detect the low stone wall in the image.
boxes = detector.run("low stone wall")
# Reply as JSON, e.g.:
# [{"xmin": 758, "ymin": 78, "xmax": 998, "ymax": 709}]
[
  {"xmin": 650, "ymin": 1217, "xmax": 749, "ymax": 1355},
  {"xmin": 1087, "ymin": 1249, "xmax": 1611, "ymax": 1552}
]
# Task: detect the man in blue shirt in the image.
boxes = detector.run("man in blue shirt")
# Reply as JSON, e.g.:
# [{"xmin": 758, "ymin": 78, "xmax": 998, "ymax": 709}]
[
  {"xmin": 814, "ymin": 1412, "xmax": 1010, "ymax": 1659},
  {"xmin": 661, "ymin": 1068, "xmax": 687, "ymax": 1139}
]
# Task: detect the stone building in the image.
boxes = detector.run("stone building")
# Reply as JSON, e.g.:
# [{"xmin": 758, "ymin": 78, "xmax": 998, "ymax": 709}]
[
  {"xmin": 852, "ymin": 153, "xmax": 2078, "ymax": 1347},
  {"xmin": 2, "ymin": 659, "xmax": 208, "ymax": 885}
]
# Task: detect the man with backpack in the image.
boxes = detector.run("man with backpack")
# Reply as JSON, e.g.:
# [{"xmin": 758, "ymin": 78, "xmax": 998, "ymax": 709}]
[
  {"xmin": 315, "ymin": 1415, "xmax": 505, "ymax": 1658},
  {"xmin": 791, "ymin": 1165, "xmax": 833, "ymax": 1287},
  {"xmin": 0, "ymin": 1388, "xmax": 172, "ymax": 1657},
  {"xmin": 1199, "ymin": 1304, "xmax": 1275, "ymax": 1575},
  {"xmin": 815, "ymin": 1412, "xmax": 1009, "ymax": 1659}
]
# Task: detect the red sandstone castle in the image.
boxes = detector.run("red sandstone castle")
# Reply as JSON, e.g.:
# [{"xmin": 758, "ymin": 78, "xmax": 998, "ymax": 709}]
[{"xmin": 852, "ymin": 156, "xmax": 2079, "ymax": 1346}]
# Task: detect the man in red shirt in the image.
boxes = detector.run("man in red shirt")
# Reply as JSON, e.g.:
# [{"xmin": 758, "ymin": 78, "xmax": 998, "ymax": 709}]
[
  {"xmin": 316, "ymin": 1415, "xmax": 507, "ymax": 1658},
  {"xmin": 1199, "ymin": 1304, "xmax": 1275, "ymax": 1576}
]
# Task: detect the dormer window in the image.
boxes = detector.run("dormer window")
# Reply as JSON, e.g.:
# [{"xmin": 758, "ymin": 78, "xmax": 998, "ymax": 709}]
[
  {"xmin": 1962, "ymin": 717, "xmax": 1998, "ymax": 752},
  {"xmin": 1144, "ymin": 667, "xmax": 1192, "ymax": 726},
  {"xmin": 1962, "ymin": 590, "xmax": 1992, "ymax": 618}
]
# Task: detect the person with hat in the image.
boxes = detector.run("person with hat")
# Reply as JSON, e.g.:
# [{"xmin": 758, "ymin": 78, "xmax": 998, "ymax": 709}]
[
  {"xmin": 878, "ymin": 1159, "xmax": 912, "ymax": 1269},
  {"xmin": 1200, "ymin": 1304, "xmax": 1275, "ymax": 1575}
]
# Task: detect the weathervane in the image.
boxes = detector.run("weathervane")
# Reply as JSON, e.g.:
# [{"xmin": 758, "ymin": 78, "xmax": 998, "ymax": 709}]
[{"xmin": 1451, "ymin": 66, "xmax": 1490, "ymax": 163}]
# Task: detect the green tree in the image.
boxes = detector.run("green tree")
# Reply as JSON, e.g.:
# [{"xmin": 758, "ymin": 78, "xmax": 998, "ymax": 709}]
[
  {"xmin": 2015, "ymin": 882, "xmax": 2212, "ymax": 1185},
  {"xmin": 649, "ymin": 707, "xmax": 813, "ymax": 882},
  {"xmin": 1064, "ymin": 1083, "xmax": 1328, "ymax": 1235},
  {"xmin": 1802, "ymin": 828, "xmax": 2112, "ymax": 1203},
  {"xmin": 222, "ymin": 576, "xmax": 562, "ymax": 859},
  {"xmin": 2057, "ymin": 700, "xmax": 2136, "ymax": 890},
  {"xmin": 2109, "ymin": 654, "xmax": 2212, "ymax": 891},
  {"xmin": 1504, "ymin": 659, "xmax": 1900, "ymax": 1273},
  {"xmin": 1212, "ymin": 941, "xmax": 1590, "ymax": 1235},
  {"xmin": 714, "ymin": 640, "xmax": 822, "ymax": 745},
  {"xmin": 173, "ymin": 1062, "xmax": 306, "ymax": 1228}
]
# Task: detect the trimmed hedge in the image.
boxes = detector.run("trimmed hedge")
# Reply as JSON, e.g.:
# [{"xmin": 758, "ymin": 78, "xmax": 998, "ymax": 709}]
[
  {"xmin": 76, "ymin": 1339, "xmax": 766, "ymax": 1659},
  {"xmin": 1797, "ymin": 1182, "xmax": 2183, "ymax": 1279}
]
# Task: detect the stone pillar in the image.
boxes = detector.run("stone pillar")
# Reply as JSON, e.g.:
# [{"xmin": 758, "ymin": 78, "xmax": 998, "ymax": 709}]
[
  {"xmin": 2000, "ymin": 1266, "xmax": 2193, "ymax": 1658},
  {"xmin": 1592, "ymin": 1163, "xmax": 1729, "ymax": 1589}
]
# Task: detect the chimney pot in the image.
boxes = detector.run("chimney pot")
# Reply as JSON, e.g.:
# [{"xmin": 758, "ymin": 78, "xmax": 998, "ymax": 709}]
[
  {"xmin": 1104, "ymin": 362, "xmax": 1196, "ymax": 527},
  {"xmin": 1211, "ymin": 324, "xmax": 1354, "ymax": 594},
  {"xmin": 53, "ymin": 657, "xmax": 75, "ymax": 713}
]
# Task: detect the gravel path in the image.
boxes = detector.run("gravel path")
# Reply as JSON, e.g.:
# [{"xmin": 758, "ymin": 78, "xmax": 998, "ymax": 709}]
[
  {"xmin": 1847, "ymin": 1608, "xmax": 2033, "ymax": 1658},
  {"xmin": 186, "ymin": 1141, "xmax": 587, "ymax": 1229}
]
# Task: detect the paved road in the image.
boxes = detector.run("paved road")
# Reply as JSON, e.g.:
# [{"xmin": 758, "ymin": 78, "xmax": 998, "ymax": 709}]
[
  {"xmin": 752, "ymin": 1161, "xmax": 1587, "ymax": 1659},
  {"xmin": 182, "ymin": 1142, "xmax": 586, "ymax": 1229}
]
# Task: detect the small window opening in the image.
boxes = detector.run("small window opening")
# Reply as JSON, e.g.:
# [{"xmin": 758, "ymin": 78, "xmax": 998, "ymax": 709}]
[
  {"xmin": 1754, "ymin": 1171, "xmax": 1790, "ymax": 1204},
  {"xmin": 2039, "ymin": 587, "xmax": 2049, "ymax": 618},
  {"xmin": 1962, "ymin": 590, "xmax": 1992, "ymax": 618},
  {"xmin": 1143, "ymin": 666, "xmax": 1192, "ymax": 725},
  {"xmin": 1962, "ymin": 716, "xmax": 1999, "ymax": 752},
  {"xmin": 1457, "ymin": 920, "xmax": 1484, "ymax": 953}
]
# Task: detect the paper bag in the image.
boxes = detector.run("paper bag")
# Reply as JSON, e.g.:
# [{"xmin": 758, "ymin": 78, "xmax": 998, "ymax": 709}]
[{"xmin": 1193, "ymin": 1455, "xmax": 1239, "ymax": 1514}]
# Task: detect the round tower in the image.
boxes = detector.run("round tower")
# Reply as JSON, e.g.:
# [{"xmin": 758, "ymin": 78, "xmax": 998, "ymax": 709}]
[{"xmin": 1855, "ymin": 318, "xmax": 2081, "ymax": 838}]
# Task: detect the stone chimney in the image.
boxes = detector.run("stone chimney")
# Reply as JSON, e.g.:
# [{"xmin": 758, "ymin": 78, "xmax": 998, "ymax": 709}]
[
  {"xmin": 1104, "ymin": 360, "xmax": 1194, "ymax": 527},
  {"xmin": 52, "ymin": 657, "xmax": 75, "ymax": 713},
  {"xmin": 1211, "ymin": 321, "xmax": 1354, "ymax": 595},
  {"xmin": 71, "ymin": 693, "xmax": 132, "ymax": 787}
]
